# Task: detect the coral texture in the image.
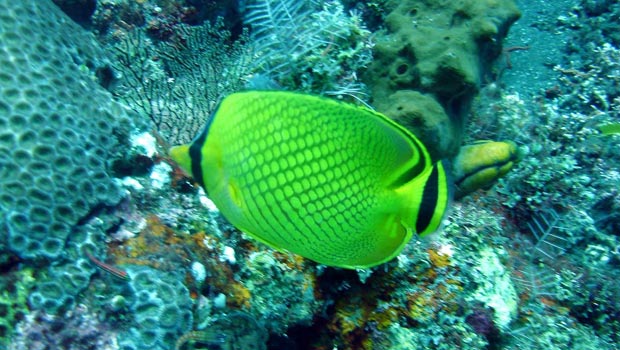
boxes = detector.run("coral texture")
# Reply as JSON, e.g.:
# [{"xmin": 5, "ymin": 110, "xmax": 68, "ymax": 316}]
[
  {"xmin": 0, "ymin": 0, "xmax": 135, "ymax": 261},
  {"xmin": 116, "ymin": 266, "xmax": 194, "ymax": 350}
]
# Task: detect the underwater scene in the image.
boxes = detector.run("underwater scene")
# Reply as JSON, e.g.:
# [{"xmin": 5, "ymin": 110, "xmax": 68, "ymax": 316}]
[{"xmin": 0, "ymin": 0, "xmax": 619, "ymax": 349}]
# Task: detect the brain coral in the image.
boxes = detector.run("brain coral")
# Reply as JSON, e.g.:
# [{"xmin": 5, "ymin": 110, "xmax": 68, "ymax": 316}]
[
  {"xmin": 117, "ymin": 266, "xmax": 194, "ymax": 350},
  {"xmin": 0, "ymin": 0, "xmax": 136, "ymax": 261}
]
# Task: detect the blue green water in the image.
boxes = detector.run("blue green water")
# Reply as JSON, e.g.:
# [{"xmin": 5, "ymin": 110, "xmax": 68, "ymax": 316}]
[{"xmin": 1, "ymin": 0, "xmax": 619, "ymax": 349}]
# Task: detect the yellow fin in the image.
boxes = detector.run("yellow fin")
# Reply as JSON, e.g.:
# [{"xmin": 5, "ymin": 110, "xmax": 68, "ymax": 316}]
[
  {"xmin": 353, "ymin": 213, "xmax": 412, "ymax": 269},
  {"xmin": 397, "ymin": 160, "xmax": 451, "ymax": 237},
  {"xmin": 363, "ymin": 108, "xmax": 431, "ymax": 187}
]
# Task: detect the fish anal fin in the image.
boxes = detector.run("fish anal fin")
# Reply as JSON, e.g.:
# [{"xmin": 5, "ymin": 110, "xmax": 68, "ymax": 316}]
[{"xmin": 349, "ymin": 213, "xmax": 412, "ymax": 269}]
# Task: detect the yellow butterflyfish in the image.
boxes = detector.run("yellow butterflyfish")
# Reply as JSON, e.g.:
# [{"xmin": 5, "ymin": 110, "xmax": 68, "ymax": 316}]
[{"xmin": 170, "ymin": 91, "xmax": 450, "ymax": 269}]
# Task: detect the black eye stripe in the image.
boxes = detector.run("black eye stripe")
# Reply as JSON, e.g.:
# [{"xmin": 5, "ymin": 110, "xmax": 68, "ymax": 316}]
[{"xmin": 189, "ymin": 109, "xmax": 217, "ymax": 191}]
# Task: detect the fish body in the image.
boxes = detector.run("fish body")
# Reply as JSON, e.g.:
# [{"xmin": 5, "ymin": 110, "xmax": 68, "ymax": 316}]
[
  {"xmin": 170, "ymin": 91, "xmax": 450, "ymax": 268},
  {"xmin": 598, "ymin": 122, "xmax": 620, "ymax": 135}
]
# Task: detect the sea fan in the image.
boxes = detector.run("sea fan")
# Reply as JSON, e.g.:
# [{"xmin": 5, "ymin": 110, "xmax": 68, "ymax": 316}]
[
  {"xmin": 244, "ymin": 0, "xmax": 321, "ymax": 77},
  {"xmin": 244, "ymin": 0, "xmax": 315, "ymax": 39},
  {"xmin": 509, "ymin": 209, "xmax": 569, "ymax": 302},
  {"xmin": 526, "ymin": 209, "xmax": 568, "ymax": 260},
  {"xmin": 512, "ymin": 263, "xmax": 558, "ymax": 298}
]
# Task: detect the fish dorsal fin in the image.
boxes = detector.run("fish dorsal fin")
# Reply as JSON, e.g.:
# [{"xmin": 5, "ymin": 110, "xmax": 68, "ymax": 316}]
[{"xmin": 360, "ymin": 107, "xmax": 432, "ymax": 188}]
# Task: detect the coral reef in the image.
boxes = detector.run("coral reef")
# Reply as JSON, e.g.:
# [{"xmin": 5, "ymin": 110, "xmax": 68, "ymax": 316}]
[
  {"xmin": 175, "ymin": 311, "xmax": 268, "ymax": 350},
  {"xmin": 463, "ymin": 1, "xmax": 620, "ymax": 347},
  {"xmin": 244, "ymin": 251, "xmax": 320, "ymax": 333},
  {"xmin": 1, "ymin": 1, "xmax": 619, "ymax": 350},
  {"xmin": 115, "ymin": 266, "xmax": 194, "ymax": 350},
  {"xmin": 0, "ymin": 0, "xmax": 135, "ymax": 262},
  {"xmin": 0, "ymin": 267, "xmax": 34, "ymax": 346},
  {"xmin": 28, "ymin": 258, "xmax": 95, "ymax": 314},
  {"xmin": 91, "ymin": 0, "xmax": 240, "ymax": 44},
  {"xmin": 9, "ymin": 305, "xmax": 116, "ymax": 350},
  {"xmin": 244, "ymin": 0, "xmax": 374, "ymax": 98},
  {"xmin": 466, "ymin": 247, "xmax": 518, "ymax": 329}
]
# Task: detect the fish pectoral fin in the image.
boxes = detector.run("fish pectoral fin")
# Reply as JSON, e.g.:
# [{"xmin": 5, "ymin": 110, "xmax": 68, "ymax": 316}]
[
  {"xmin": 216, "ymin": 178, "xmax": 249, "ymax": 221},
  {"xmin": 226, "ymin": 179, "xmax": 244, "ymax": 209}
]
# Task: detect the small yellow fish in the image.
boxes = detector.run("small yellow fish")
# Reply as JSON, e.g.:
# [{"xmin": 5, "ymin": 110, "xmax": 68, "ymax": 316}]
[{"xmin": 170, "ymin": 91, "xmax": 450, "ymax": 268}]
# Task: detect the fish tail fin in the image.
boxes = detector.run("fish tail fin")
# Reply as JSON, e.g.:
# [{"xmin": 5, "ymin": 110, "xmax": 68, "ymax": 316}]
[
  {"xmin": 399, "ymin": 159, "xmax": 452, "ymax": 237},
  {"xmin": 169, "ymin": 144, "xmax": 193, "ymax": 177}
]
